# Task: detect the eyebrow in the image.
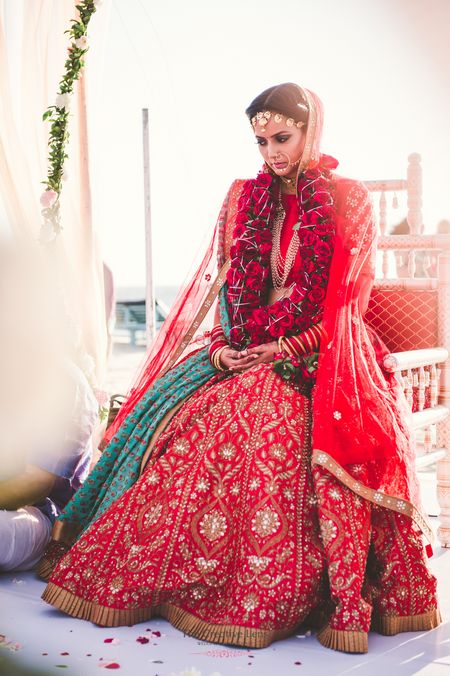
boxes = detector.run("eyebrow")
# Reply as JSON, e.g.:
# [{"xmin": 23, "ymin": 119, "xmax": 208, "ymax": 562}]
[{"xmin": 255, "ymin": 131, "xmax": 292, "ymax": 140}]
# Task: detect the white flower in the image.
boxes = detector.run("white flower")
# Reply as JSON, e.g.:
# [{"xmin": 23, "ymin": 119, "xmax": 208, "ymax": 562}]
[
  {"xmin": 39, "ymin": 223, "xmax": 56, "ymax": 244},
  {"xmin": 80, "ymin": 353, "xmax": 96, "ymax": 377},
  {"xmin": 74, "ymin": 35, "xmax": 88, "ymax": 50},
  {"xmin": 333, "ymin": 410, "xmax": 342, "ymax": 420},
  {"xmin": 55, "ymin": 93, "xmax": 71, "ymax": 110}
]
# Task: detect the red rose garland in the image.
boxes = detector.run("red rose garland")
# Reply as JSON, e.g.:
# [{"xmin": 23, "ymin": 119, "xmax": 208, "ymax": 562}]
[{"xmin": 226, "ymin": 156, "xmax": 337, "ymax": 350}]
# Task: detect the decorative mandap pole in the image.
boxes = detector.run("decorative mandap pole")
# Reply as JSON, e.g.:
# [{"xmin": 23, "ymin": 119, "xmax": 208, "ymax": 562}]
[
  {"xmin": 437, "ymin": 246, "xmax": 450, "ymax": 547},
  {"xmin": 142, "ymin": 108, "xmax": 156, "ymax": 345}
]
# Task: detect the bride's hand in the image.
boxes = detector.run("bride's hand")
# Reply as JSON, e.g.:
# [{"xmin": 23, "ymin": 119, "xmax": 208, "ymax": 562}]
[{"xmin": 225, "ymin": 342, "xmax": 279, "ymax": 373}]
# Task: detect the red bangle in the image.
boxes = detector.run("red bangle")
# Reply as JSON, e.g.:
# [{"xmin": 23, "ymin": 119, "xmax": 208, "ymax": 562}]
[
  {"xmin": 290, "ymin": 334, "xmax": 308, "ymax": 355},
  {"xmin": 209, "ymin": 339, "xmax": 228, "ymax": 360},
  {"xmin": 282, "ymin": 337, "xmax": 297, "ymax": 357},
  {"xmin": 309, "ymin": 324, "xmax": 322, "ymax": 348}
]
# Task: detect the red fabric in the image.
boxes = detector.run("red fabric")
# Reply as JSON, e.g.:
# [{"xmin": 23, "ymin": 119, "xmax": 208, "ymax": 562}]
[
  {"xmin": 279, "ymin": 193, "xmax": 302, "ymax": 286},
  {"xmin": 312, "ymin": 176, "xmax": 423, "ymax": 515}
]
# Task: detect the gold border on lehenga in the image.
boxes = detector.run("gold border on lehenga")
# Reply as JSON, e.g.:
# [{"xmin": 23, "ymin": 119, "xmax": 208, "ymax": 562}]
[
  {"xmin": 41, "ymin": 583, "xmax": 299, "ymax": 648},
  {"xmin": 311, "ymin": 449, "xmax": 434, "ymax": 543},
  {"xmin": 372, "ymin": 608, "xmax": 442, "ymax": 636},
  {"xmin": 41, "ymin": 582, "xmax": 442, "ymax": 650}
]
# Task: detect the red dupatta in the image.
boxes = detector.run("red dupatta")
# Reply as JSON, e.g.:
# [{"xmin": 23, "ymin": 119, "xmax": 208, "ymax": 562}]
[{"xmin": 312, "ymin": 177, "xmax": 431, "ymax": 540}]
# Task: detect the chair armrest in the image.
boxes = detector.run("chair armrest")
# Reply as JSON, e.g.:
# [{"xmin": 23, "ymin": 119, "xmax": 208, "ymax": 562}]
[{"xmin": 382, "ymin": 348, "xmax": 449, "ymax": 373}]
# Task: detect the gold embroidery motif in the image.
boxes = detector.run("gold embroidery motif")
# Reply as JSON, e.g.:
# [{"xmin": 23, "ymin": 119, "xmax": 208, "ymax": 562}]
[{"xmin": 252, "ymin": 507, "xmax": 281, "ymax": 538}]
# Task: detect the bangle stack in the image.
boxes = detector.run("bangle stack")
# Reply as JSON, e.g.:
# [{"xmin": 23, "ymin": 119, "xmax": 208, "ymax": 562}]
[
  {"xmin": 209, "ymin": 324, "xmax": 228, "ymax": 372},
  {"xmin": 278, "ymin": 323, "xmax": 326, "ymax": 357}
]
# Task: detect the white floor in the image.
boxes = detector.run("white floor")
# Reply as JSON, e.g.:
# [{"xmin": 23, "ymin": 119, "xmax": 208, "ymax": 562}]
[{"xmin": 1, "ymin": 472, "xmax": 449, "ymax": 676}]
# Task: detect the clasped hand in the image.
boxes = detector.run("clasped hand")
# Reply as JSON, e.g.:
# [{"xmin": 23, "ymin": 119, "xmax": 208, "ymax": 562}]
[{"xmin": 219, "ymin": 342, "xmax": 279, "ymax": 373}]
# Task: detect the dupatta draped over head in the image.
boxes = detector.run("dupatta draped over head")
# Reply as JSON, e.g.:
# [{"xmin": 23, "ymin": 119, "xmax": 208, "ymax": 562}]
[{"xmin": 59, "ymin": 85, "xmax": 429, "ymax": 543}]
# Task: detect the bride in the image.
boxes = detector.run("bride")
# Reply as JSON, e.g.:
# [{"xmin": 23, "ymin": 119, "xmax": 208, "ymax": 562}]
[{"xmin": 39, "ymin": 82, "xmax": 440, "ymax": 653}]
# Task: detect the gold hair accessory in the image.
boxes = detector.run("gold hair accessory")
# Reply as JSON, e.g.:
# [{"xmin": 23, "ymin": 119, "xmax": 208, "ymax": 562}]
[{"xmin": 252, "ymin": 110, "xmax": 305, "ymax": 131}]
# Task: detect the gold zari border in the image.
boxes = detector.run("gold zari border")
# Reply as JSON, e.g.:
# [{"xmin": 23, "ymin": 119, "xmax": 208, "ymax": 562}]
[
  {"xmin": 372, "ymin": 608, "xmax": 442, "ymax": 636},
  {"xmin": 42, "ymin": 583, "xmax": 298, "ymax": 648},
  {"xmin": 317, "ymin": 625, "xmax": 368, "ymax": 653},
  {"xmin": 312, "ymin": 449, "xmax": 433, "ymax": 543}
]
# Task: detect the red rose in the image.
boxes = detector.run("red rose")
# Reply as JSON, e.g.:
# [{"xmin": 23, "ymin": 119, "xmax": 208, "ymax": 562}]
[
  {"xmin": 246, "ymin": 260, "xmax": 264, "ymax": 277},
  {"xmin": 302, "ymin": 259, "xmax": 315, "ymax": 274},
  {"xmin": 235, "ymin": 239, "xmax": 254, "ymax": 256},
  {"xmin": 259, "ymin": 242, "xmax": 272, "ymax": 256},
  {"xmin": 319, "ymin": 204, "xmax": 334, "ymax": 218},
  {"xmin": 321, "ymin": 154, "xmax": 339, "ymax": 170},
  {"xmin": 235, "ymin": 211, "xmax": 248, "ymax": 225},
  {"xmin": 229, "ymin": 327, "xmax": 242, "ymax": 345},
  {"xmin": 252, "ymin": 186, "xmax": 267, "ymax": 201},
  {"xmin": 253, "ymin": 228, "xmax": 272, "ymax": 245},
  {"xmin": 233, "ymin": 223, "xmax": 247, "ymax": 238},
  {"xmin": 258, "ymin": 205, "xmax": 273, "ymax": 219},
  {"xmin": 268, "ymin": 322, "xmax": 284, "ymax": 338},
  {"xmin": 250, "ymin": 218, "xmax": 266, "ymax": 229},
  {"xmin": 314, "ymin": 241, "xmax": 331, "ymax": 257},
  {"xmin": 247, "ymin": 276, "xmax": 265, "ymax": 292},
  {"xmin": 310, "ymin": 273, "xmax": 324, "ymax": 288},
  {"xmin": 301, "ymin": 298, "xmax": 315, "ymax": 314},
  {"xmin": 290, "ymin": 287, "xmax": 306, "ymax": 304},
  {"xmin": 244, "ymin": 291, "xmax": 260, "ymax": 305},
  {"xmin": 251, "ymin": 307, "xmax": 269, "ymax": 326},
  {"xmin": 314, "ymin": 221, "xmax": 332, "ymax": 236},
  {"xmin": 257, "ymin": 173, "xmax": 273, "ymax": 188},
  {"xmin": 300, "ymin": 231, "xmax": 319, "ymax": 247},
  {"xmin": 277, "ymin": 313, "xmax": 295, "ymax": 331},
  {"xmin": 309, "ymin": 287, "xmax": 326, "ymax": 303},
  {"xmin": 307, "ymin": 211, "xmax": 321, "ymax": 225},
  {"xmin": 294, "ymin": 316, "xmax": 310, "ymax": 332}
]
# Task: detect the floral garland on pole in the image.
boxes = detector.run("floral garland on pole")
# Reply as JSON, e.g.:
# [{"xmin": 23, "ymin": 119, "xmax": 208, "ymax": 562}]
[
  {"xmin": 40, "ymin": 0, "xmax": 102, "ymax": 244},
  {"xmin": 39, "ymin": 0, "xmax": 109, "ymax": 421}
]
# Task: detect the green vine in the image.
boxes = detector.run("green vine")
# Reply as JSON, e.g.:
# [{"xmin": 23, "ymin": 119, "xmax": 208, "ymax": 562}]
[{"xmin": 40, "ymin": 0, "xmax": 100, "ymax": 242}]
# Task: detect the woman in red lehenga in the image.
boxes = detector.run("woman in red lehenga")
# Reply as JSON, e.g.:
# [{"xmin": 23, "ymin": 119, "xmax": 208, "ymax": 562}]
[{"xmin": 40, "ymin": 83, "xmax": 440, "ymax": 653}]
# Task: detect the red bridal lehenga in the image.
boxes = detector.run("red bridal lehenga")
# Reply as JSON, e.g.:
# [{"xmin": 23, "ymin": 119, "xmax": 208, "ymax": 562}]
[{"xmin": 41, "ymin": 89, "xmax": 440, "ymax": 653}]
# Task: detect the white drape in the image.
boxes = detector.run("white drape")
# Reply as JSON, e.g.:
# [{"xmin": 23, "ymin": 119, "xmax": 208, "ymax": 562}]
[{"xmin": 0, "ymin": 0, "xmax": 108, "ymax": 384}]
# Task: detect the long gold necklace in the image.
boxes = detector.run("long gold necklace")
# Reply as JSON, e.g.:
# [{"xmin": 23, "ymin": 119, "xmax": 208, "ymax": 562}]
[{"xmin": 270, "ymin": 199, "xmax": 300, "ymax": 290}]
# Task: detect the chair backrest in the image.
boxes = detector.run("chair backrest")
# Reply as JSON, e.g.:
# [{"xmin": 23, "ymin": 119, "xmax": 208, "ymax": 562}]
[
  {"xmin": 363, "ymin": 154, "xmax": 450, "ymax": 447},
  {"xmin": 363, "ymin": 153, "xmax": 450, "ymax": 352}
]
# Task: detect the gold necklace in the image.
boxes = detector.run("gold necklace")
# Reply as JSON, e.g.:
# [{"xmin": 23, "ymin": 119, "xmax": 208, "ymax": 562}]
[
  {"xmin": 270, "ymin": 200, "xmax": 300, "ymax": 290},
  {"xmin": 280, "ymin": 175, "xmax": 297, "ymax": 194}
]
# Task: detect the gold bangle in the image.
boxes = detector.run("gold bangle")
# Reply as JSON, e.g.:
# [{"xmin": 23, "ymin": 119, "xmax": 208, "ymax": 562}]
[
  {"xmin": 213, "ymin": 345, "xmax": 227, "ymax": 371},
  {"xmin": 278, "ymin": 336, "xmax": 285, "ymax": 353}
]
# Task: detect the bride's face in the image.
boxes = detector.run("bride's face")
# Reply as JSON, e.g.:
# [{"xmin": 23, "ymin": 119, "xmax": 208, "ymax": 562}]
[{"xmin": 254, "ymin": 117, "xmax": 306, "ymax": 178}]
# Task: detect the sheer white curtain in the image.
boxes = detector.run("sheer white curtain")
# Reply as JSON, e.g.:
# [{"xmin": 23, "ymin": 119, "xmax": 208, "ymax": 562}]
[{"xmin": 0, "ymin": 0, "xmax": 109, "ymax": 384}]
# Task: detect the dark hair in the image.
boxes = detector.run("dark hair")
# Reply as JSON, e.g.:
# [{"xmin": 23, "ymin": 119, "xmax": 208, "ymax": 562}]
[{"xmin": 245, "ymin": 82, "xmax": 309, "ymax": 125}]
